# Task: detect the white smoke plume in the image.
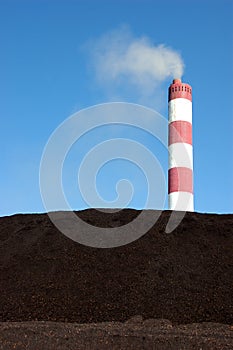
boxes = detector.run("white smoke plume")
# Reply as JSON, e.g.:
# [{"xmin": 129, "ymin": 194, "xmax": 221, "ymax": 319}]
[{"xmin": 87, "ymin": 26, "xmax": 184, "ymax": 103}]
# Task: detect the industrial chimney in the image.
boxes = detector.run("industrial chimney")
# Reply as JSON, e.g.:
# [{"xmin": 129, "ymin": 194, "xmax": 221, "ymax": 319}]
[{"xmin": 168, "ymin": 78, "xmax": 194, "ymax": 211}]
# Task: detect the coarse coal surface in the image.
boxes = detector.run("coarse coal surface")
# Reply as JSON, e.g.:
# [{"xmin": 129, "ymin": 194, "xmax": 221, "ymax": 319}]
[{"xmin": 0, "ymin": 209, "xmax": 232, "ymax": 325}]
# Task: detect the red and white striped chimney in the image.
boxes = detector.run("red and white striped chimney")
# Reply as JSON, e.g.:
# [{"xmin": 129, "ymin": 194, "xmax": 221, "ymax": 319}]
[{"xmin": 168, "ymin": 78, "xmax": 194, "ymax": 211}]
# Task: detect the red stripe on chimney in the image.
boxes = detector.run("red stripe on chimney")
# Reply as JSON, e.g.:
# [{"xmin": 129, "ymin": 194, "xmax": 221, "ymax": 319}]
[
  {"xmin": 169, "ymin": 121, "xmax": 192, "ymax": 145},
  {"xmin": 168, "ymin": 167, "xmax": 193, "ymax": 194}
]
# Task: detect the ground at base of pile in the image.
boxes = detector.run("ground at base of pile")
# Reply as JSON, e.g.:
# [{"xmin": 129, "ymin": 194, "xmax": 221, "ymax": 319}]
[{"xmin": 0, "ymin": 317, "xmax": 233, "ymax": 350}]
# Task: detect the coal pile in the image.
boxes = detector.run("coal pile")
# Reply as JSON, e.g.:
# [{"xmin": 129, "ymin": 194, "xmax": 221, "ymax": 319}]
[
  {"xmin": 0, "ymin": 209, "xmax": 233, "ymax": 349},
  {"xmin": 0, "ymin": 209, "xmax": 232, "ymax": 325}
]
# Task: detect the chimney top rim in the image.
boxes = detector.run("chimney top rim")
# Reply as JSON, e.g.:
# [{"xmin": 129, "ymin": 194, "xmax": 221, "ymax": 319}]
[{"xmin": 173, "ymin": 78, "xmax": 182, "ymax": 84}]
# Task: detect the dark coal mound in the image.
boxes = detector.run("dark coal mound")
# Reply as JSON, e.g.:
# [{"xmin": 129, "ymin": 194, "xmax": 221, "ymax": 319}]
[{"xmin": 0, "ymin": 210, "xmax": 232, "ymax": 325}]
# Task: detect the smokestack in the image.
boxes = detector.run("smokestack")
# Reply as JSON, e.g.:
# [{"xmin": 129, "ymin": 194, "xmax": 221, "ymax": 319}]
[{"xmin": 168, "ymin": 78, "xmax": 194, "ymax": 211}]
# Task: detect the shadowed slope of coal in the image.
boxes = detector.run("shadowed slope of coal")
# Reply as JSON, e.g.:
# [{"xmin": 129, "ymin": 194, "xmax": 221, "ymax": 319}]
[{"xmin": 0, "ymin": 210, "xmax": 232, "ymax": 325}]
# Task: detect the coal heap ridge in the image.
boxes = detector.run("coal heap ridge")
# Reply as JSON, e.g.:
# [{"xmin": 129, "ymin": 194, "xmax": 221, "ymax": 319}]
[{"xmin": 0, "ymin": 209, "xmax": 232, "ymax": 325}]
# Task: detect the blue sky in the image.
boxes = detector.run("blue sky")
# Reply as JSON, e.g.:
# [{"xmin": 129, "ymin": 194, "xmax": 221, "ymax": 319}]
[{"xmin": 1, "ymin": 0, "xmax": 233, "ymax": 216}]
